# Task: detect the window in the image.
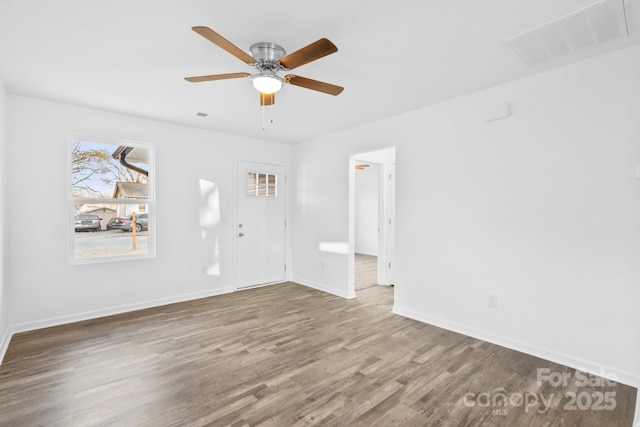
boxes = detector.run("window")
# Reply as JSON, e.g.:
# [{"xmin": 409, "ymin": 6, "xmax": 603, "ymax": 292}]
[
  {"xmin": 247, "ymin": 172, "xmax": 277, "ymax": 197},
  {"xmin": 69, "ymin": 135, "xmax": 154, "ymax": 263}
]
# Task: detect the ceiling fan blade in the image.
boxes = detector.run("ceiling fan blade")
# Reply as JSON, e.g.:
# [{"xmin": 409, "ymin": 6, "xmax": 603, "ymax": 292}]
[
  {"xmin": 192, "ymin": 26, "xmax": 256, "ymax": 65},
  {"xmin": 185, "ymin": 72, "xmax": 251, "ymax": 83},
  {"xmin": 260, "ymin": 92, "xmax": 275, "ymax": 106},
  {"xmin": 284, "ymin": 75, "xmax": 344, "ymax": 96},
  {"xmin": 279, "ymin": 38, "xmax": 337, "ymax": 70}
]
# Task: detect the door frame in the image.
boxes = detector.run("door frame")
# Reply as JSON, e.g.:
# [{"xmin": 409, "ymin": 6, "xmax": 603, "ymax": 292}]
[
  {"xmin": 234, "ymin": 160, "xmax": 288, "ymax": 290},
  {"xmin": 349, "ymin": 147, "xmax": 396, "ymax": 295}
]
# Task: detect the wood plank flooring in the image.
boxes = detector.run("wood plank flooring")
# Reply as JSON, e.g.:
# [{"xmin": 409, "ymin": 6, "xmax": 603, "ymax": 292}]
[
  {"xmin": 355, "ymin": 253, "xmax": 378, "ymax": 291},
  {"xmin": 0, "ymin": 282, "xmax": 636, "ymax": 426}
]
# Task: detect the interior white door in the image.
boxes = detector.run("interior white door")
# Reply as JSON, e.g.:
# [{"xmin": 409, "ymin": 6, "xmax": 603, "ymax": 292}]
[{"xmin": 236, "ymin": 161, "xmax": 286, "ymax": 288}]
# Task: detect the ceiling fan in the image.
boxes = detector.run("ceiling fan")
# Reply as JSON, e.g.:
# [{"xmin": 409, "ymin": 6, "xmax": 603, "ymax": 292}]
[{"xmin": 185, "ymin": 26, "xmax": 344, "ymax": 106}]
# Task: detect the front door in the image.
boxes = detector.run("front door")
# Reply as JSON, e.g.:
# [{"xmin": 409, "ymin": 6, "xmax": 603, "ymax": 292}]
[{"xmin": 236, "ymin": 161, "xmax": 286, "ymax": 288}]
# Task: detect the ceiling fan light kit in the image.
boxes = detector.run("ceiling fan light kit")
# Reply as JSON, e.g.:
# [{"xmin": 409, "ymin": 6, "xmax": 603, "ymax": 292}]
[
  {"xmin": 251, "ymin": 73, "xmax": 284, "ymax": 94},
  {"xmin": 185, "ymin": 26, "xmax": 343, "ymax": 106}
]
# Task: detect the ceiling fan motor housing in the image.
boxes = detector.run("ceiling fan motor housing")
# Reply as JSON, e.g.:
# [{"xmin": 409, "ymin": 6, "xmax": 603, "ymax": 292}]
[{"xmin": 250, "ymin": 42, "xmax": 287, "ymax": 72}]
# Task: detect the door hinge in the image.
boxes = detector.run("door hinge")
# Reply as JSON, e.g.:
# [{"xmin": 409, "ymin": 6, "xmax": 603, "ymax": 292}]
[
  {"xmin": 284, "ymin": 264, "xmax": 287, "ymax": 271},
  {"xmin": 388, "ymin": 262, "xmax": 392, "ymax": 269}
]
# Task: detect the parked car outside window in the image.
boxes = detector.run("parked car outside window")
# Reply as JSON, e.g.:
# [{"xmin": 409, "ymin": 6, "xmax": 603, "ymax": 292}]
[
  {"xmin": 106, "ymin": 217, "xmax": 127, "ymax": 230},
  {"xmin": 74, "ymin": 214, "xmax": 102, "ymax": 232},
  {"xmin": 121, "ymin": 213, "xmax": 149, "ymax": 232}
]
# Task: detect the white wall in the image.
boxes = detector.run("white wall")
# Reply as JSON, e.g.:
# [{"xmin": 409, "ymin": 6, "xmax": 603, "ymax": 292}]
[
  {"xmin": 355, "ymin": 165, "xmax": 379, "ymax": 256},
  {"xmin": 292, "ymin": 130, "xmax": 386, "ymax": 297},
  {"xmin": 293, "ymin": 44, "xmax": 640, "ymax": 390},
  {"xmin": 6, "ymin": 95, "xmax": 293, "ymax": 330},
  {"xmin": 0, "ymin": 77, "xmax": 8, "ymax": 360}
]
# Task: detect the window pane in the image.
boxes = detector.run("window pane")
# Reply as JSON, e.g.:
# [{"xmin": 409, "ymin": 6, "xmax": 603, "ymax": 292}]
[
  {"xmin": 74, "ymin": 203, "xmax": 150, "ymax": 259},
  {"xmin": 247, "ymin": 172, "xmax": 257, "ymax": 196},
  {"xmin": 268, "ymin": 174, "xmax": 277, "ymax": 196},
  {"xmin": 72, "ymin": 141, "xmax": 148, "ymax": 198},
  {"xmin": 257, "ymin": 173, "xmax": 266, "ymax": 196}
]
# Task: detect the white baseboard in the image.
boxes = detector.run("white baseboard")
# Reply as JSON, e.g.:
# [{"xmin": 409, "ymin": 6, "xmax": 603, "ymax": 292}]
[
  {"xmin": 293, "ymin": 276, "xmax": 356, "ymax": 299},
  {"xmin": 236, "ymin": 280, "xmax": 287, "ymax": 291},
  {"xmin": 0, "ymin": 325, "xmax": 11, "ymax": 365},
  {"xmin": 392, "ymin": 304, "xmax": 640, "ymax": 390}
]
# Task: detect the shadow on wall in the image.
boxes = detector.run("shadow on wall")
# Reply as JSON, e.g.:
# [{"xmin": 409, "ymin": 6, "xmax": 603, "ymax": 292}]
[{"xmin": 199, "ymin": 179, "xmax": 221, "ymax": 276}]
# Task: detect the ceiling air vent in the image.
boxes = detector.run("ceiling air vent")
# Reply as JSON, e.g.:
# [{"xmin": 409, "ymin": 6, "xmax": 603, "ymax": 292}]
[{"xmin": 506, "ymin": 0, "xmax": 636, "ymax": 66}]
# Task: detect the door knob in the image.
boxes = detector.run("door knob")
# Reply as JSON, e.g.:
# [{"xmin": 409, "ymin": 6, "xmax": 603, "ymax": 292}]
[{"xmin": 238, "ymin": 232, "xmax": 245, "ymax": 237}]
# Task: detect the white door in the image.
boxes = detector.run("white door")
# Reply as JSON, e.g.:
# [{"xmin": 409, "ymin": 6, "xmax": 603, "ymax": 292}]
[{"xmin": 236, "ymin": 161, "xmax": 286, "ymax": 288}]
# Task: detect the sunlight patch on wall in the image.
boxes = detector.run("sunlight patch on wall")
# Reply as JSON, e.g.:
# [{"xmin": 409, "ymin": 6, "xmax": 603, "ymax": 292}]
[
  {"xmin": 318, "ymin": 241, "xmax": 349, "ymax": 255},
  {"xmin": 199, "ymin": 179, "xmax": 221, "ymax": 276},
  {"xmin": 200, "ymin": 179, "xmax": 221, "ymax": 233}
]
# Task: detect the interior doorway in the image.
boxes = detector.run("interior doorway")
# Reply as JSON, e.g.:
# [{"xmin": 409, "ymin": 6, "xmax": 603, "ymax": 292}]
[{"xmin": 349, "ymin": 147, "xmax": 396, "ymax": 295}]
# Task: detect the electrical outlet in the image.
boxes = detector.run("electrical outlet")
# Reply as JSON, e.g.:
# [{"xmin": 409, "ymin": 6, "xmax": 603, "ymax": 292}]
[{"xmin": 488, "ymin": 295, "xmax": 498, "ymax": 309}]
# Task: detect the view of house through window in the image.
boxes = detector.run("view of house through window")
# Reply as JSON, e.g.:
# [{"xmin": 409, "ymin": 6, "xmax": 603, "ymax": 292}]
[{"xmin": 70, "ymin": 136, "xmax": 154, "ymax": 262}]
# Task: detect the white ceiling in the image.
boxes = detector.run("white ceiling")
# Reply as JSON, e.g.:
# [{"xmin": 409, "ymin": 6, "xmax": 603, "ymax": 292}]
[{"xmin": 1, "ymin": 0, "xmax": 639, "ymax": 144}]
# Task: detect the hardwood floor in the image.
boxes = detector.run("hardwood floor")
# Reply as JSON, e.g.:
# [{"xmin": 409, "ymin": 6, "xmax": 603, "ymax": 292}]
[
  {"xmin": 355, "ymin": 253, "xmax": 378, "ymax": 291},
  {"xmin": 0, "ymin": 282, "xmax": 636, "ymax": 426}
]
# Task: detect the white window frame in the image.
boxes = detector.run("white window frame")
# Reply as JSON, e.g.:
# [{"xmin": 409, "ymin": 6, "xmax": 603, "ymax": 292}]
[{"xmin": 68, "ymin": 133, "xmax": 156, "ymax": 264}]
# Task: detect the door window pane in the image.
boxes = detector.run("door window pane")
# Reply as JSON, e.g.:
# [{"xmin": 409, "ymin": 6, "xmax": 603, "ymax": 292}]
[{"xmin": 247, "ymin": 172, "xmax": 277, "ymax": 197}]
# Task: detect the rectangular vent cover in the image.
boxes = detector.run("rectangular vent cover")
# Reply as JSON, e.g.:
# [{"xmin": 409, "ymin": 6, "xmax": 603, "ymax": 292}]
[{"xmin": 506, "ymin": 0, "xmax": 633, "ymax": 66}]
